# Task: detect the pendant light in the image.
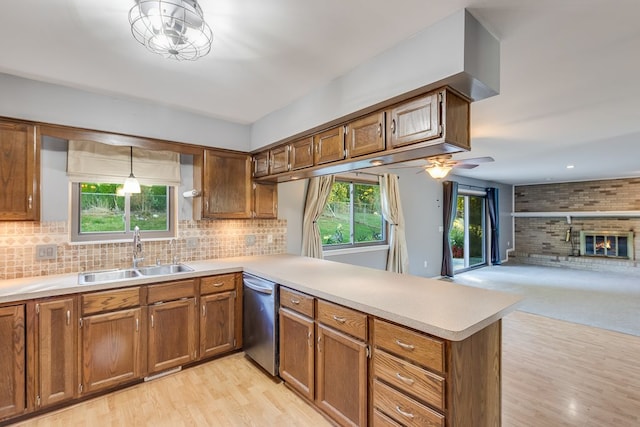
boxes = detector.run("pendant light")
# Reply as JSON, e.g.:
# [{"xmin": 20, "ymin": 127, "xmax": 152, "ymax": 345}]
[
  {"xmin": 123, "ymin": 146, "xmax": 141, "ymax": 194},
  {"xmin": 426, "ymin": 165, "xmax": 453, "ymax": 179}
]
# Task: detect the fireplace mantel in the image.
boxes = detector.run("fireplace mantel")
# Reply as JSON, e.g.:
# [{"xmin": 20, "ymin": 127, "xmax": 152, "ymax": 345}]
[{"xmin": 511, "ymin": 210, "xmax": 640, "ymax": 224}]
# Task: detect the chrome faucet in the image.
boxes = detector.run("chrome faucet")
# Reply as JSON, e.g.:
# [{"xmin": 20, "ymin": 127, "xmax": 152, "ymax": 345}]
[{"xmin": 133, "ymin": 226, "xmax": 144, "ymax": 268}]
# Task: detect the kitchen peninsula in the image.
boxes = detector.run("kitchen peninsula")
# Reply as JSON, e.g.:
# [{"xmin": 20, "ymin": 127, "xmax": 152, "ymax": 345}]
[{"xmin": 0, "ymin": 254, "xmax": 521, "ymax": 426}]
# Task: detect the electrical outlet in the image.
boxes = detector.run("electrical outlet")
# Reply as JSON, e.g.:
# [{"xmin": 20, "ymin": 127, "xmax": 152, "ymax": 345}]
[
  {"xmin": 438, "ymin": 225, "xmax": 444, "ymax": 232},
  {"xmin": 267, "ymin": 234, "xmax": 273, "ymax": 244},
  {"xmin": 36, "ymin": 244, "xmax": 57, "ymax": 261},
  {"xmin": 424, "ymin": 260, "xmax": 428, "ymax": 268}
]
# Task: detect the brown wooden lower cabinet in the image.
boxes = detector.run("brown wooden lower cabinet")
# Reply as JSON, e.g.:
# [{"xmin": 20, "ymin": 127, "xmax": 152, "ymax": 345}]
[
  {"xmin": 148, "ymin": 298, "xmax": 197, "ymax": 373},
  {"xmin": 279, "ymin": 307, "xmax": 315, "ymax": 400},
  {"xmin": 0, "ymin": 304, "xmax": 26, "ymax": 421},
  {"xmin": 316, "ymin": 323, "xmax": 368, "ymax": 427},
  {"xmin": 200, "ymin": 291, "xmax": 236, "ymax": 358},
  {"xmin": 35, "ymin": 297, "xmax": 76, "ymax": 407},
  {"xmin": 80, "ymin": 307, "xmax": 143, "ymax": 394}
]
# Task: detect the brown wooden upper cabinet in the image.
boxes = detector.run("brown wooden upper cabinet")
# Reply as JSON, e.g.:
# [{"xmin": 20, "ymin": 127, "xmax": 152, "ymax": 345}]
[
  {"xmin": 203, "ymin": 150, "xmax": 252, "ymax": 219},
  {"xmin": 290, "ymin": 137, "xmax": 314, "ymax": 171},
  {"xmin": 388, "ymin": 92, "xmax": 441, "ymax": 148},
  {"xmin": 252, "ymin": 151, "xmax": 269, "ymax": 178},
  {"xmin": 269, "ymin": 145, "xmax": 290, "ymax": 174},
  {"xmin": 253, "ymin": 182, "xmax": 278, "ymax": 219},
  {"xmin": 346, "ymin": 111, "xmax": 385, "ymax": 158},
  {"xmin": 0, "ymin": 120, "xmax": 39, "ymax": 221},
  {"xmin": 314, "ymin": 126, "xmax": 346, "ymax": 165}
]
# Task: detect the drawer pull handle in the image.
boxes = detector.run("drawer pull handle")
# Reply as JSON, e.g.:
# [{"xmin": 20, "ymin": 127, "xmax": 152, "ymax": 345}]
[
  {"xmin": 66, "ymin": 310, "xmax": 71, "ymax": 326},
  {"xmin": 332, "ymin": 315, "xmax": 347, "ymax": 324},
  {"xmin": 395, "ymin": 372, "xmax": 415, "ymax": 385},
  {"xmin": 395, "ymin": 405, "xmax": 414, "ymax": 419},
  {"xmin": 290, "ymin": 298, "xmax": 300, "ymax": 305},
  {"xmin": 212, "ymin": 282, "xmax": 224, "ymax": 287},
  {"xmin": 395, "ymin": 340, "xmax": 415, "ymax": 351}
]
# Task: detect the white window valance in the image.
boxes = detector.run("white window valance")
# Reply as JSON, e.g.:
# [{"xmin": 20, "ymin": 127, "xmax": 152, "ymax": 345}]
[{"xmin": 67, "ymin": 140, "xmax": 181, "ymax": 186}]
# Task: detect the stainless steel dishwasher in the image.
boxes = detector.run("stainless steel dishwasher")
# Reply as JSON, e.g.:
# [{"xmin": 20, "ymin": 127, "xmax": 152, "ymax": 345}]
[{"xmin": 242, "ymin": 273, "xmax": 279, "ymax": 376}]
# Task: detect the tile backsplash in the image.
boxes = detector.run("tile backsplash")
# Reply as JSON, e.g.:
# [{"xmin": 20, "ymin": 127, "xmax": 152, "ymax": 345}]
[{"xmin": 0, "ymin": 219, "xmax": 287, "ymax": 280}]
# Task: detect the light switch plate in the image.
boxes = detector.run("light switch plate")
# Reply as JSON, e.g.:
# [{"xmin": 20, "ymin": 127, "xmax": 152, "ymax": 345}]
[{"xmin": 36, "ymin": 244, "xmax": 57, "ymax": 261}]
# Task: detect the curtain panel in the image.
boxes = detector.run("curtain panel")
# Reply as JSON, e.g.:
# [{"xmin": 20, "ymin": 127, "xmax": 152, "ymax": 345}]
[
  {"xmin": 441, "ymin": 180, "xmax": 458, "ymax": 277},
  {"xmin": 67, "ymin": 140, "xmax": 181, "ymax": 186},
  {"xmin": 486, "ymin": 187, "xmax": 501, "ymax": 265},
  {"xmin": 379, "ymin": 173, "xmax": 409, "ymax": 273},
  {"xmin": 301, "ymin": 175, "xmax": 335, "ymax": 259}
]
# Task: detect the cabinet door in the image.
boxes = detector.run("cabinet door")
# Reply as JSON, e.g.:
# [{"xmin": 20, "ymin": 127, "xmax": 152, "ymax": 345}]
[
  {"xmin": 346, "ymin": 112, "xmax": 385, "ymax": 158},
  {"xmin": 253, "ymin": 151, "xmax": 269, "ymax": 178},
  {"xmin": 37, "ymin": 298, "xmax": 76, "ymax": 407},
  {"xmin": 203, "ymin": 150, "xmax": 252, "ymax": 219},
  {"xmin": 0, "ymin": 305, "xmax": 25, "ymax": 420},
  {"xmin": 290, "ymin": 137, "xmax": 314, "ymax": 170},
  {"xmin": 314, "ymin": 126, "xmax": 345, "ymax": 165},
  {"xmin": 316, "ymin": 323, "xmax": 367, "ymax": 427},
  {"xmin": 270, "ymin": 145, "xmax": 290, "ymax": 174},
  {"xmin": 0, "ymin": 120, "xmax": 39, "ymax": 221},
  {"xmin": 388, "ymin": 93, "xmax": 440, "ymax": 148},
  {"xmin": 81, "ymin": 308, "xmax": 142, "ymax": 394},
  {"xmin": 148, "ymin": 299, "xmax": 197, "ymax": 373},
  {"xmin": 200, "ymin": 291, "xmax": 236, "ymax": 359},
  {"xmin": 253, "ymin": 182, "xmax": 277, "ymax": 219},
  {"xmin": 279, "ymin": 308, "xmax": 314, "ymax": 401}
]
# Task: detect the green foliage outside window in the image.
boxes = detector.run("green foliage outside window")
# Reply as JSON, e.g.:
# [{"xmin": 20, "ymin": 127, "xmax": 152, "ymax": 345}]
[{"xmin": 319, "ymin": 181, "xmax": 384, "ymax": 246}]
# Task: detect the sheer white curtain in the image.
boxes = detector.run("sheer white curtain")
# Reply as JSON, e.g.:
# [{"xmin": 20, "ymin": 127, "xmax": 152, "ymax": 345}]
[
  {"xmin": 301, "ymin": 176, "xmax": 335, "ymax": 259},
  {"xmin": 379, "ymin": 173, "xmax": 409, "ymax": 273}
]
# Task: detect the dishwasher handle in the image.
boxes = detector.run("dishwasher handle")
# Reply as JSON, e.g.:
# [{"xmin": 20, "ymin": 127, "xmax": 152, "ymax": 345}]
[{"xmin": 244, "ymin": 278, "xmax": 274, "ymax": 295}]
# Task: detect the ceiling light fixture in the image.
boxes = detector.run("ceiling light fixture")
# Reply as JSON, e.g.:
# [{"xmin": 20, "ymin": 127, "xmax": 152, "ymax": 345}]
[
  {"xmin": 426, "ymin": 165, "xmax": 453, "ymax": 179},
  {"xmin": 129, "ymin": 0, "xmax": 213, "ymax": 61},
  {"xmin": 123, "ymin": 147, "xmax": 141, "ymax": 194}
]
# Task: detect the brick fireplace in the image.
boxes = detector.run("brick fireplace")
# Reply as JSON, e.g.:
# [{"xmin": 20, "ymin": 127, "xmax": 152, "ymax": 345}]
[{"xmin": 512, "ymin": 177, "xmax": 640, "ymax": 273}]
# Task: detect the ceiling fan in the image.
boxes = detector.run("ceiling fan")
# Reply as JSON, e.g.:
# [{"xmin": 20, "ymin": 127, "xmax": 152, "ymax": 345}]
[{"xmin": 391, "ymin": 155, "xmax": 494, "ymax": 179}]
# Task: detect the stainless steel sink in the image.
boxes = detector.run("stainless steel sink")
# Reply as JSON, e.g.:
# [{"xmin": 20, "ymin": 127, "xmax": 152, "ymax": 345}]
[
  {"xmin": 79, "ymin": 269, "xmax": 141, "ymax": 284},
  {"xmin": 78, "ymin": 264, "xmax": 194, "ymax": 284},
  {"xmin": 137, "ymin": 264, "xmax": 194, "ymax": 276}
]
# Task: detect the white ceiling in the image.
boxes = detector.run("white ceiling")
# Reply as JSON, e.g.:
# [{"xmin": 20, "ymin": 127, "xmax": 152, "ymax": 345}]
[{"xmin": 1, "ymin": 0, "xmax": 639, "ymax": 185}]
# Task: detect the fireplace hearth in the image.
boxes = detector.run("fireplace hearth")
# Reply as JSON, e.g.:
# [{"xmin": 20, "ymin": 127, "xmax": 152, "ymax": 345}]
[{"xmin": 579, "ymin": 231, "xmax": 634, "ymax": 259}]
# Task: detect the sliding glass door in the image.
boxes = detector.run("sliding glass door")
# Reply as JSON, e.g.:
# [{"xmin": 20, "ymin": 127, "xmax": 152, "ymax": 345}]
[{"xmin": 451, "ymin": 194, "xmax": 486, "ymax": 272}]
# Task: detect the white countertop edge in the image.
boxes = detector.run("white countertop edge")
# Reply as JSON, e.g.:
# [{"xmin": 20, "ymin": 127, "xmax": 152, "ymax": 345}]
[{"xmin": 0, "ymin": 256, "xmax": 522, "ymax": 342}]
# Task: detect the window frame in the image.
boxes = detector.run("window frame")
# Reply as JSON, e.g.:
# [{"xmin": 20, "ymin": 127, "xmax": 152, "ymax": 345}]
[
  {"xmin": 321, "ymin": 178, "xmax": 387, "ymax": 251},
  {"xmin": 70, "ymin": 182, "xmax": 177, "ymax": 243}
]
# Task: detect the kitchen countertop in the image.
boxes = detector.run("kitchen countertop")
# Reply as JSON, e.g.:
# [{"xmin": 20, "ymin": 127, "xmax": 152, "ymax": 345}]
[{"xmin": 0, "ymin": 254, "xmax": 521, "ymax": 341}]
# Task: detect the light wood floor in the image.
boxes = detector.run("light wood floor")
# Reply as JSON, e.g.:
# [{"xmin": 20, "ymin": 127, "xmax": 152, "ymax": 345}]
[{"xmin": 14, "ymin": 311, "xmax": 640, "ymax": 426}]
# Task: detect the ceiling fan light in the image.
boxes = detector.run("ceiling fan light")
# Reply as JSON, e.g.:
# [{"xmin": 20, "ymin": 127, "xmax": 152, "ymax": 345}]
[
  {"xmin": 426, "ymin": 165, "xmax": 452, "ymax": 179},
  {"xmin": 129, "ymin": 0, "xmax": 213, "ymax": 61}
]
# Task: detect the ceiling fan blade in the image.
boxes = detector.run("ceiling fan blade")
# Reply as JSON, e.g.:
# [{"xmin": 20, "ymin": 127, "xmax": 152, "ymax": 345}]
[
  {"xmin": 455, "ymin": 156, "xmax": 494, "ymax": 164},
  {"xmin": 453, "ymin": 163, "xmax": 478, "ymax": 169}
]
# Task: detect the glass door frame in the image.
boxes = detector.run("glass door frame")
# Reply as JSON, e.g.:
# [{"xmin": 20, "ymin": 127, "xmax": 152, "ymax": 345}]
[{"xmin": 452, "ymin": 192, "xmax": 487, "ymax": 273}]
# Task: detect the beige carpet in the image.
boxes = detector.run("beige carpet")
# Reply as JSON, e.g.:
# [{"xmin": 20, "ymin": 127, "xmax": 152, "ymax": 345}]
[{"xmin": 451, "ymin": 263, "xmax": 640, "ymax": 336}]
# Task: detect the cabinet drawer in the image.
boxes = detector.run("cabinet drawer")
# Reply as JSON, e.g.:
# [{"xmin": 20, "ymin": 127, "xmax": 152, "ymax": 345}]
[
  {"xmin": 373, "ymin": 380, "xmax": 445, "ymax": 427},
  {"xmin": 373, "ymin": 409, "xmax": 404, "ymax": 427},
  {"xmin": 280, "ymin": 287, "xmax": 314, "ymax": 318},
  {"xmin": 374, "ymin": 319, "xmax": 444, "ymax": 373},
  {"xmin": 147, "ymin": 279, "xmax": 196, "ymax": 304},
  {"xmin": 201, "ymin": 274, "xmax": 236, "ymax": 295},
  {"xmin": 374, "ymin": 349, "xmax": 445, "ymax": 411},
  {"xmin": 317, "ymin": 299, "xmax": 367, "ymax": 341},
  {"xmin": 82, "ymin": 287, "xmax": 140, "ymax": 315}
]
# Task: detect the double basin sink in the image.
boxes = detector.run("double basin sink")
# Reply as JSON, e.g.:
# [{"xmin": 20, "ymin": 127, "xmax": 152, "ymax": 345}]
[{"xmin": 78, "ymin": 264, "xmax": 194, "ymax": 285}]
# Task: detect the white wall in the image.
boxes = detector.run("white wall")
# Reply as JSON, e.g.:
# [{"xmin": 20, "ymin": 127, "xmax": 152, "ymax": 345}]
[
  {"xmin": 0, "ymin": 73, "xmax": 250, "ymax": 151},
  {"xmin": 251, "ymin": 9, "xmax": 499, "ymax": 149}
]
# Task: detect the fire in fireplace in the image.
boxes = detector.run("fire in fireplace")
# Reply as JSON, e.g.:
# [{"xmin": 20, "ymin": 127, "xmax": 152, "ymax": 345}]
[{"xmin": 579, "ymin": 231, "xmax": 634, "ymax": 259}]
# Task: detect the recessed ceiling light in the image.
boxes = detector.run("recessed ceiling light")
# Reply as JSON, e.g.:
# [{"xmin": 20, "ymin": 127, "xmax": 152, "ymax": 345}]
[
  {"xmin": 566, "ymin": 165, "xmax": 575, "ymax": 169},
  {"xmin": 369, "ymin": 159, "xmax": 384, "ymax": 166}
]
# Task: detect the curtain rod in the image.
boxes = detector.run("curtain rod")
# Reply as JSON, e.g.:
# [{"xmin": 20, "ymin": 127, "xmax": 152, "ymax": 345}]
[{"xmin": 458, "ymin": 183, "xmax": 486, "ymax": 191}]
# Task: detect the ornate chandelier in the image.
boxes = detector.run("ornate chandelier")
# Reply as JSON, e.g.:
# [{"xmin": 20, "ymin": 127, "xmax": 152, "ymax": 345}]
[{"xmin": 129, "ymin": 0, "xmax": 213, "ymax": 61}]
